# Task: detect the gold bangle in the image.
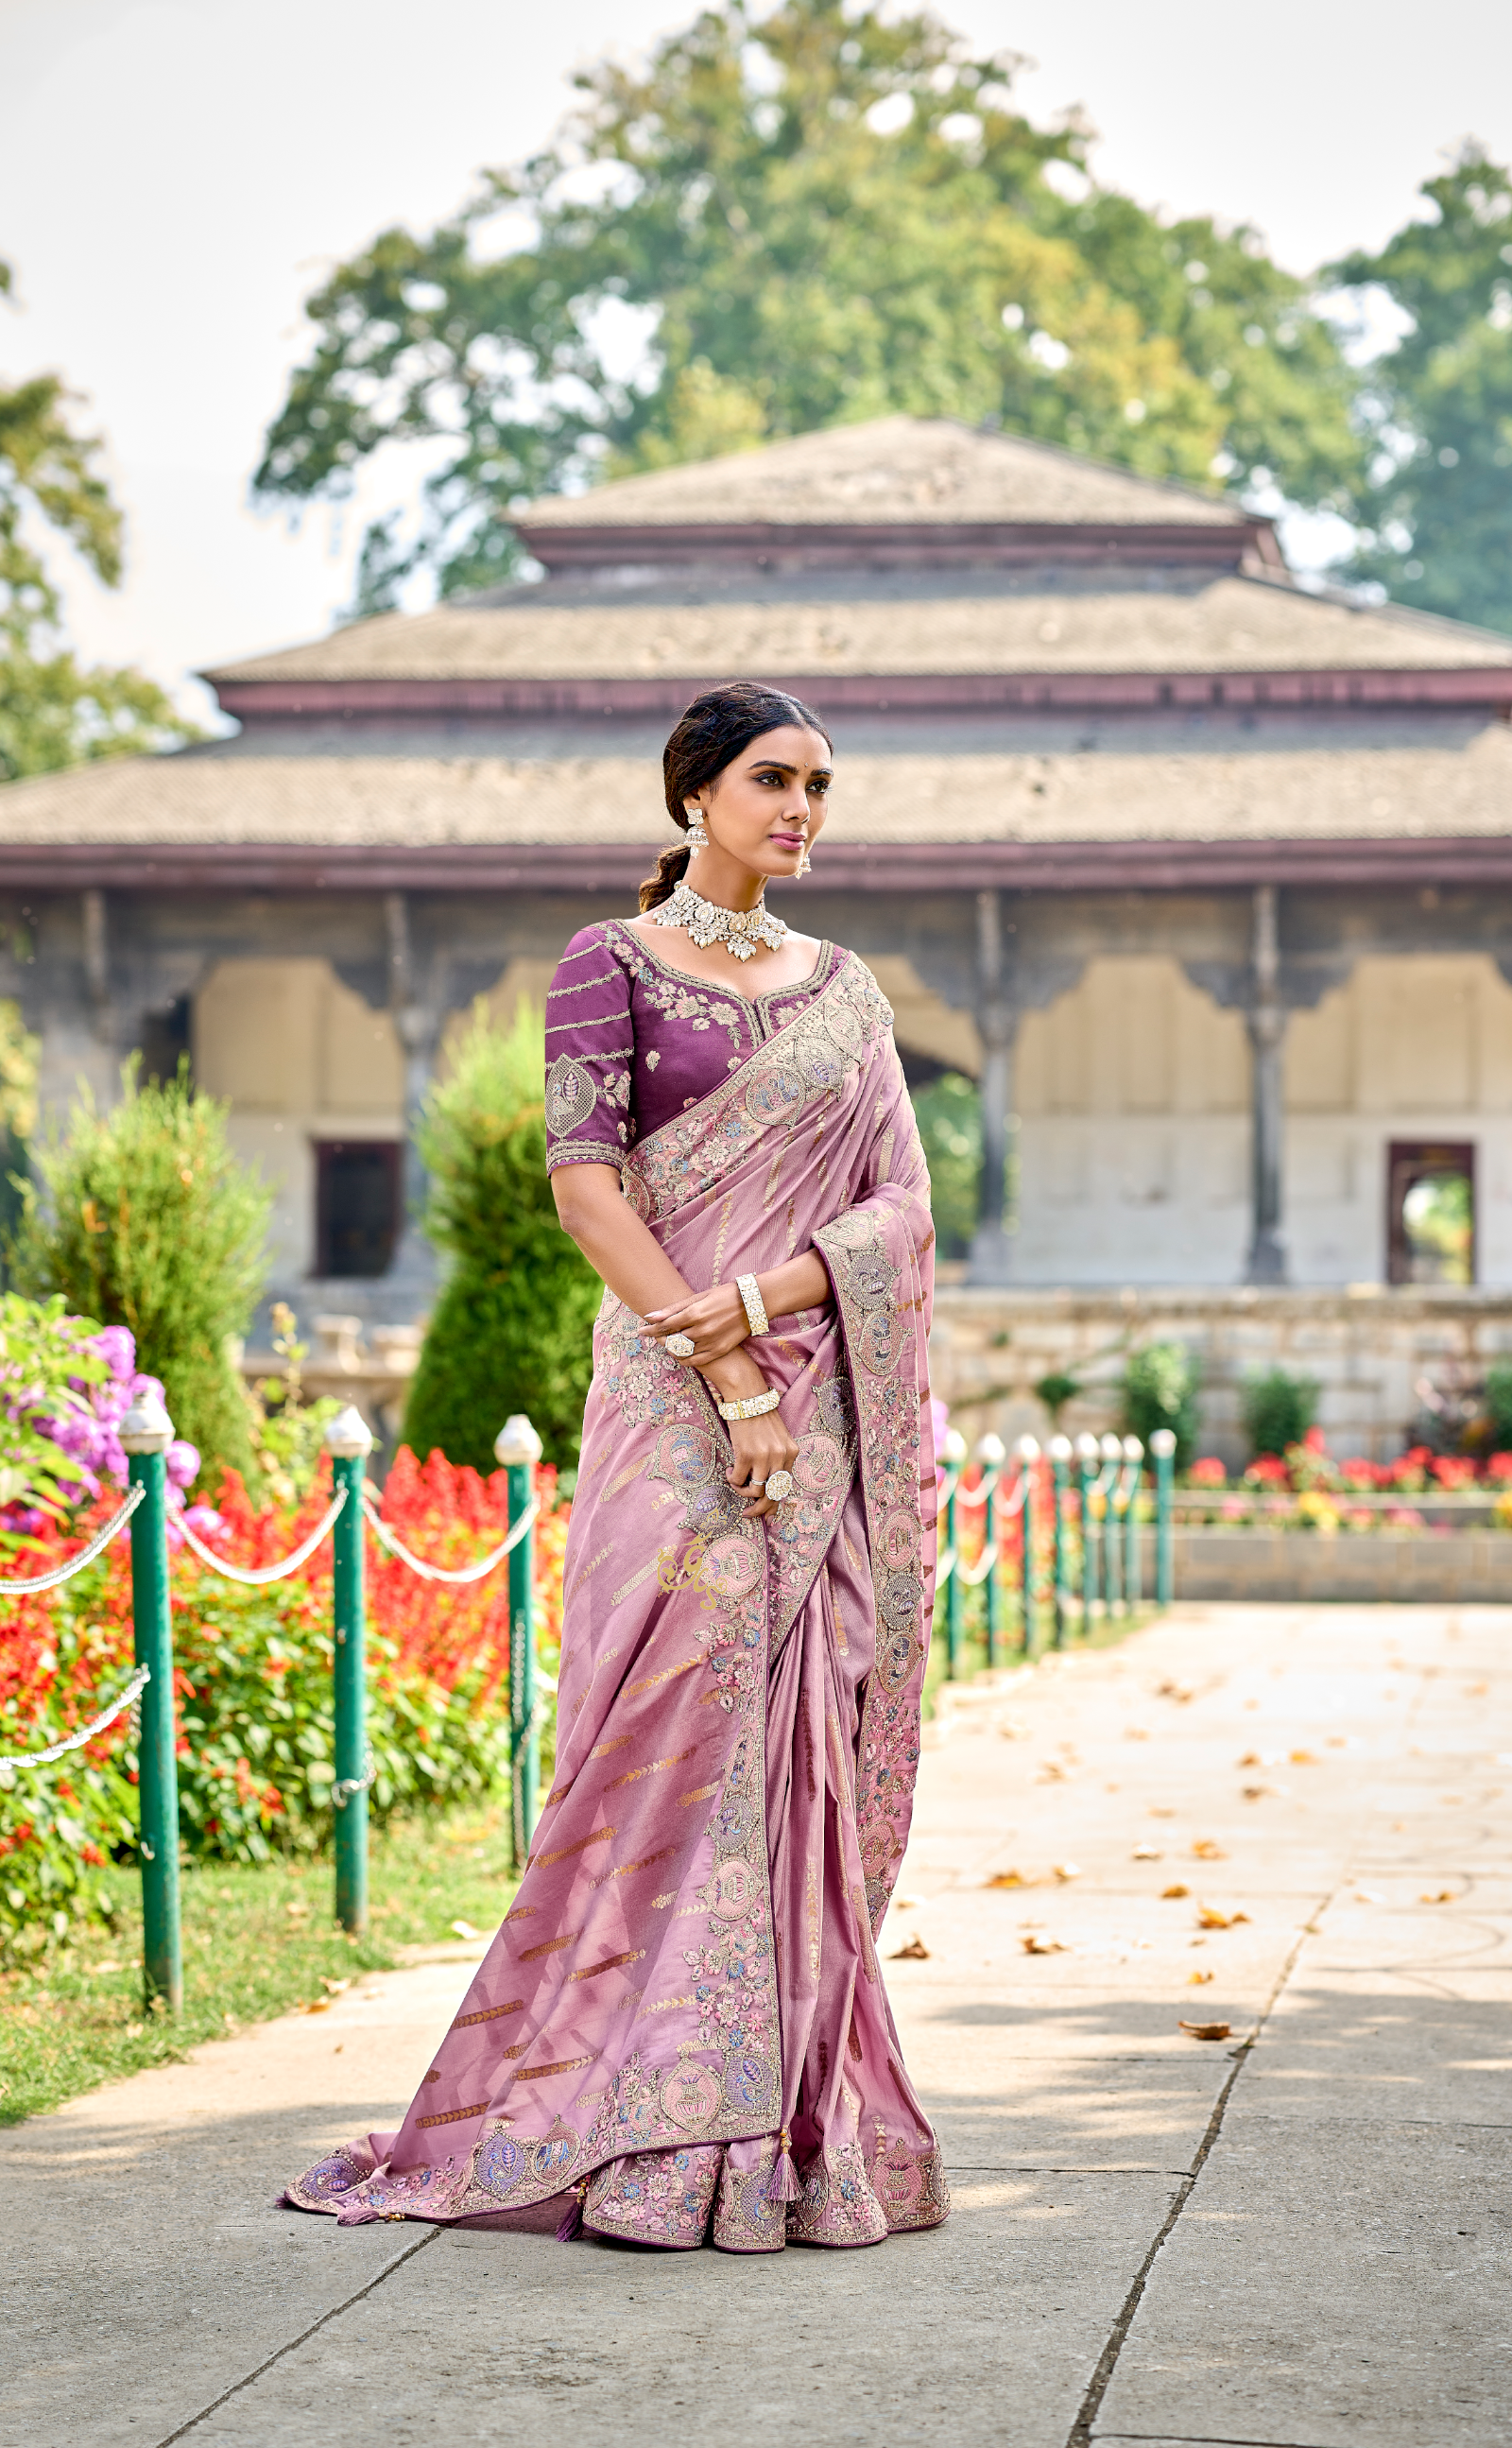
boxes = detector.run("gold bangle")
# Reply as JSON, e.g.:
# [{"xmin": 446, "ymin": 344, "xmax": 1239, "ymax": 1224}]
[
  {"xmin": 734, "ymin": 1272, "xmax": 769, "ymax": 1337},
  {"xmin": 715, "ymin": 1388, "xmax": 781, "ymax": 1422}
]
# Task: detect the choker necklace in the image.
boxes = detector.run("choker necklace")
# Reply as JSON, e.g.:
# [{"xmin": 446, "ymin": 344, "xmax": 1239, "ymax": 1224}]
[{"xmin": 652, "ymin": 879, "xmax": 788, "ymax": 962}]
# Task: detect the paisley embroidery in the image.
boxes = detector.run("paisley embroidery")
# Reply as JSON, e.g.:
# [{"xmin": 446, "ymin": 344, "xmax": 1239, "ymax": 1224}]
[{"xmin": 545, "ymin": 1054, "xmax": 598, "ymax": 1137}]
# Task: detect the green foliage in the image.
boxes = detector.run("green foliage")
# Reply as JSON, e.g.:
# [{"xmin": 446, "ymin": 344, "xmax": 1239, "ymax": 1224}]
[
  {"xmin": 1, "ymin": 261, "xmax": 198, "ymax": 778},
  {"xmin": 253, "ymin": 2, "xmax": 1363, "ymax": 595},
  {"xmin": 404, "ymin": 1003, "xmax": 601, "ymax": 1468},
  {"xmin": 1122, "ymin": 1341, "xmax": 1200, "ymax": 1470},
  {"xmin": 1034, "ymin": 1370, "xmax": 1082, "ymax": 1427},
  {"xmin": 1331, "ymin": 147, "xmax": 1512, "ymax": 634},
  {"xmin": 243, "ymin": 1303, "xmax": 343, "ymax": 1507},
  {"xmin": 911, "ymin": 1070, "xmax": 980, "ymax": 1258},
  {"xmin": 1241, "ymin": 1365, "xmax": 1319, "ymax": 1459},
  {"xmin": 0, "ymin": 1291, "xmax": 109, "ymax": 1543},
  {"xmin": 9, "ymin": 1061, "xmax": 269, "ymax": 1490},
  {"xmin": 1484, "ymin": 1363, "xmax": 1512, "ymax": 1451}
]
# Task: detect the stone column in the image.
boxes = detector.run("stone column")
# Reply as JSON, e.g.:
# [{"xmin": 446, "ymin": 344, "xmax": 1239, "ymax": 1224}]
[
  {"xmin": 966, "ymin": 888, "xmax": 1018, "ymax": 1286},
  {"xmin": 1246, "ymin": 882, "xmax": 1288, "ymax": 1284},
  {"xmin": 385, "ymin": 891, "xmax": 439, "ymax": 1286}
]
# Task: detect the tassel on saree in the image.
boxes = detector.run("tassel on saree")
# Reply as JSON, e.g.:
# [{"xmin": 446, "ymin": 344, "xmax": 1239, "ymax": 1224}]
[
  {"xmin": 765, "ymin": 2129, "xmax": 801, "ymax": 2204},
  {"xmin": 557, "ymin": 2180, "xmax": 589, "ymax": 2241}
]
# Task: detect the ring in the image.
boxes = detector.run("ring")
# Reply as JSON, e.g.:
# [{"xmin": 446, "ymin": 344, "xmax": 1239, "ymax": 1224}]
[
  {"xmin": 748, "ymin": 1478, "xmax": 765, "ymax": 1491},
  {"xmin": 764, "ymin": 1470, "xmax": 795, "ymax": 1505},
  {"xmin": 665, "ymin": 1333, "xmax": 696, "ymax": 1359}
]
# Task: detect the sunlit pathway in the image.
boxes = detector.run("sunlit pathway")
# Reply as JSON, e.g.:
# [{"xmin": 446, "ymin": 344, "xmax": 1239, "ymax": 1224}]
[{"xmin": 5, "ymin": 1602, "xmax": 1509, "ymax": 2448}]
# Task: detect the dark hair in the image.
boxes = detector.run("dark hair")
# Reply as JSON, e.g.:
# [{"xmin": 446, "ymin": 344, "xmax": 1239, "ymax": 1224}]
[{"xmin": 639, "ymin": 681, "xmax": 833, "ymax": 912}]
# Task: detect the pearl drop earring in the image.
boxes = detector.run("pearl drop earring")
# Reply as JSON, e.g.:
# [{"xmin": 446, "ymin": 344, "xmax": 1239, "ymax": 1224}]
[{"xmin": 684, "ymin": 804, "xmax": 709, "ymax": 852}]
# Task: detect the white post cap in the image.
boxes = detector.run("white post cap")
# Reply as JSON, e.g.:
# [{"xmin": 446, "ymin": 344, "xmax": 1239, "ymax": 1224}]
[
  {"xmin": 940, "ymin": 1427, "xmax": 970, "ymax": 1466},
  {"xmin": 495, "ymin": 1414, "xmax": 544, "ymax": 1468},
  {"xmin": 119, "ymin": 1394, "xmax": 175, "ymax": 1454},
  {"xmin": 973, "ymin": 1432, "xmax": 1006, "ymax": 1466},
  {"xmin": 1015, "ymin": 1433, "xmax": 1041, "ymax": 1462},
  {"xmin": 1074, "ymin": 1431, "xmax": 1101, "ymax": 1461},
  {"xmin": 1100, "ymin": 1432, "xmax": 1124, "ymax": 1460},
  {"xmin": 1149, "ymin": 1427, "xmax": 1177, "ymax": 1458},
  {"xmin": 1123, "ymin": 1434, "xmax": 1144, "ymax": 1459},
  {"xmin": 324, "ymin": 1404, "xmax": 374, "ymax": 1458},
  {"xmin": 1048, "ymin": 1434, "xmax": 1074, "ymax": 1461}
]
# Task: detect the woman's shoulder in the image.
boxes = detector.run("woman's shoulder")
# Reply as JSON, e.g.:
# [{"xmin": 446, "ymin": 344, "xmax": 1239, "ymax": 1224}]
[{"xmin": 827, "ymin": 943, "xmax": 895, "ymax": 1024}]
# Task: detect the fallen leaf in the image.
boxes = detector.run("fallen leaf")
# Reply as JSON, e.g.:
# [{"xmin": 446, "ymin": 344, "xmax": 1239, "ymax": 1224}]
[
  {"xmin": 1188, "ymin": 1969, "xmax": 1215, "ymax": 1985},
  {"xmin": 1131, "ymin": 1843, "xmax": 1162, "ymax": 1861},
  {"xmin": 999, "ymin": 1721, "xmax": 1032, "ymax": 1741},
  {"xmin": 1290, "ymin": 1749, "xmax": 1319, "ymax": 1766},
  {"xmin": 1161, "ymin": 1883, "xmax": 1191, "ymax": 1900},
  {"xmin": 334, "ymin": 2043, "xmax": 343, "ymax": 2054},
  {"xmin": 319, "ymin": 1975, "xmax": 351, "ymax": 1995},
  {"xmin": 1179, "ymin": 2019, "xmax": 1232, "ymax": 2042},
  {"xmin": 301, "ymin": 1999, "xmax": 332, "ymax": 2014},
  {"xmin": 1242, "ymin": 1784, "xmax": 1275, "ymax": 1802},
  {"xmin": 285, "ymin": 1901, "xmax": 310, "ymax": 1920},
  {"xmin": 1326, "ymin": 1735, "xmax": 1350, "ymax": 1748},
  {"xmin": 890, "ymin": 1934, "xmax": 931, "ymax": 1959},
  {"xmin": 1053, "ymin": 1862, "xmax": 1082, "ymax": 1883},
  {"xmin": 1191, "ymin": 1839, "xmax": 1227, "ymax": 1861},
  {"xmin": 1037, "ymin": 1761, "xmax": 1073, "ymax": 1782},
  {"xmin": 985, "ymin": 1870, "xmax": 1030, "ymax": 1889},
  {"xmin": 450, "ymin": 1920, "xmax": 481, "ymax": 1940},
  {"xmin": 1158, "ymin": 1681, "xmax": 1195, "ymax": 1703},
  {"xmin": 1196, "ymin": 1906, "xmax": 1251, "ymax": 1930},
  {"xmin": 1021, "ymin": 1934, "xmax": 1071, "ymax": 1956},
  {"xmin": 1148, "ymin": 1807, "xmax": 1177, "ymax": 1819},
  {"xmin": 1353, "ymin": 1888, "xmax": 1383, "ymax": 1904},
  {"xmin": 1419, "ymin": 1890, "xmax": 1456, "ymax": 1905},
  {"xmin": 1124, "ymin": 1726, "xmax": 1152, "ymax": 1742},
  {"xmin": 893, "ymin": 1894, "xmax": 922, "ymax": 1910}
]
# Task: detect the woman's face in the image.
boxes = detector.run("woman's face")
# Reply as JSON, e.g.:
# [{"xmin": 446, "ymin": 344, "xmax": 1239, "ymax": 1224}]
[{"xmin": 687, "ymin": 724, "xmax": 833, "ymax": 882}]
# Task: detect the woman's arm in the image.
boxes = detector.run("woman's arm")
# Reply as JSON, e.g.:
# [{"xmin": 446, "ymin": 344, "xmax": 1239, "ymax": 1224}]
[{"xmin": 552, "ymin": 1163, "xmax": 798, "ymax": 1518}]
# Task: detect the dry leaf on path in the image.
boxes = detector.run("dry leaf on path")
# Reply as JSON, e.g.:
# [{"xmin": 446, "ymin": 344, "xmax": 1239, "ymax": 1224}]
[
  {"xmin": 1038, "ymin": 1761, "xmax": 1074, "ymax": 1783},
  {"xmin": 1148, "ymin": 1806, "xmax": 1177, "ymax": 1819},
  {"xmin": 301, "ymin": 1999, "xmax": 332, "ymax": 2015},
  {"xmin": 1161, "ymin": 1883, "xmax": 1191, "ymax": 1900},
  {"xmin": 1242, "ymin": 1784, "xmax": 1277, "ymax": 1802},
  {"xmin": 1192, "ymin": 1839, "xmax": 1227, "ymax": 1860},
  {"xmin": 1132, "ymin": 1843, "xmax": 1162, "ymax": 1861},
  {"xmin": 999, "ymin": 1721, "xmax": 1032, "ymax": 1741},
  {"xmin": 1053, "ymin": 1863, "xmax": 1082, "ymax": 1883},
  {"xmin": 1179, "ymin": 2019, "xmax": 1232, "ymax": 2041},
  {"xmin": 319, "ymin": 1976, "xmax": 351, "ymax": 1995},
  {"xmin": 1419, "ymin": 1890, "xmax": 1456, "ymax": 1905},
  {"xmin": 1157, "ymin": 1681, "xmax": 1195, "ymax": 1703},
  {"xmin": 1124, "ymin": 1726, "xmax": 1152, "ymax": 1741},
  {"xmin": 1196, "ymin": 1906, "xmax": 1251, "ymax": 1930},
  {"xmin": 285, "ymin": 1901, "xmax": 310, "ymax": 1920},
  {"xmin": 1290, "ymin": 1749, "xmax": 1319, "ymax": 1766},
  {"xmin": 1188, "ymin": 1970, "xmax": 1215, "ymax": 1986},
  {"xmin": 1021, "ymin": 1934, "xmax": 1071, "ymax": 1956},
  {"xmin": 893, "ymin": 1894, "xmax": 922, "ymax": 1910},
  {"xmin": 985, "ymin": 1870, "xmax": 1030, "ymax": 1889},
  {"xmin": 890, "ymin": 1934, "xmax": 931, "ymax": 1959},
  {"xmin": 1353, "ymin": 1888, "xmax": 1383, "ymax": 1904}
]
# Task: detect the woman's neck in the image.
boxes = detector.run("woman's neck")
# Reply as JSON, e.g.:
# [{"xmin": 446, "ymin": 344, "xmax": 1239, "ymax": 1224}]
[{"xmin": 681, "ymin": 848, "xmax": 765, "ymax": 911}]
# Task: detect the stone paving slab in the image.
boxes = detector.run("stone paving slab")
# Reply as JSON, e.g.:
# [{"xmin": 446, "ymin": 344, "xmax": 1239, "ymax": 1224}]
[{"xmin": 2, "ymin": 1602, "xmax": 1509, "ymax": 2448}]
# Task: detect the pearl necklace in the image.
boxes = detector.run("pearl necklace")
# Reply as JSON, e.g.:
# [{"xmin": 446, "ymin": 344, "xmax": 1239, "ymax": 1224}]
[{"xmin": 651, "ymin": 880, "xmax": 788, "ymax": 963}]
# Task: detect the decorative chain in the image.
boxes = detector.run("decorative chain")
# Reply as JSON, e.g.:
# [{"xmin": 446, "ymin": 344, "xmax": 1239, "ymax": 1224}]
[
  {"xmin": 176, "ymin": 1486, "xmax": 348, "ymax": 1584},
  {"xmin": 362, "ymin": 1492, "xmax": 538, "ymax": 1584},
  {"xmin": 331, "ymin": 1755, "xmax": 377, "ymax": 1810},
  {"xmin": 0, "ymin": 1481, "xmax": 146, "ymax": 1599},
  {"xmin": 0, "ymin": 1662, "xmax": 151, "ymax": 1785}
]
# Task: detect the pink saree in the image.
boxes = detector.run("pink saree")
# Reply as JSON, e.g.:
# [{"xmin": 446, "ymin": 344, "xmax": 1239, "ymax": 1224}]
[{"xmin": 284, "ymin": 948, "xmax": 947, "ymax": 2250}]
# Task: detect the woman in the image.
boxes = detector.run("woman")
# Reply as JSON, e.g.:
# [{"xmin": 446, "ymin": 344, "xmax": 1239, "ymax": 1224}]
[{"xmin": 284, "ymin": 681, "xmax": 946, "ymax": 2251}]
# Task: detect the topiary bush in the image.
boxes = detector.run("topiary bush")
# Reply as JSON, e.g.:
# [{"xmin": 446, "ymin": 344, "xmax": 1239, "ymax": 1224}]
[
  {"xmin": 910, "ymin": 1071, "xmax": 981, "ymax": 1258},
  {"xmin": 404, "ymin": 1002, "xmax": 601, "ymax": 1470},
  {"xmin": 1122, "ymin": 1341, "xmax": 1200, "ymax": 1471},
  {"xmin": 1242, "ymin": 1365, "xmax": 1320, "ymax": 1458},
  {"xmin": 9, "ymin": 1060, "xmax": 268, "ymax": 1491}
]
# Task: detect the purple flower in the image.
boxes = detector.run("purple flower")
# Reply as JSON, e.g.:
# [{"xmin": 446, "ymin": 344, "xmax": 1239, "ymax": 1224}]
[
  {"xmin": 165, "ymin": 1439, "xmax": 200, "ymax": 1491},
  {"xmin": 183, "ymin": 1504, "xmax": 225, "ymax": 1539},
  {"xmin": 88, "ymin": 1325, "xmax": 137, "ymax": 1383}
]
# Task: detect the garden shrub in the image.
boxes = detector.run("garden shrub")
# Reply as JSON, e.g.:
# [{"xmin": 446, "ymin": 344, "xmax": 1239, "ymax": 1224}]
[
  {"xmin": 910, "ymin": 1072, "xmax": 981, "ymax": 1258},
  {"xmin": 9, "ymin": 1060, "xmax": 269, "ymax": 1491},
  {"xmin": 1122, "ymin": 1341, "xmax": 1199, "ymax": 1470},
  {"xmin": 1484, "ymin": 1363, "xmax": 1512, "ymax": 1453},
  {"xmin": 1242, "ymin": 1365, "xmax": 1319, "ymax": 1458},
  {"xmin": 404, "ymin": 1002, "xmax": 601, "ymax": 1470}
]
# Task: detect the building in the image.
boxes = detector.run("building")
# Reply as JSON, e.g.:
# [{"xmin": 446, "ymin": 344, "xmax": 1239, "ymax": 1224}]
[{"xmin": 8, "ymin": 415, "xmax": 1512, "ymax": 1441}]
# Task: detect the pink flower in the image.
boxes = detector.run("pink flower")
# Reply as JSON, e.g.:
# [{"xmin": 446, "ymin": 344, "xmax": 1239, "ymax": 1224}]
[{"xmin": 165, "ymin": 1439, "xmax": 200, "ymax": 1491}]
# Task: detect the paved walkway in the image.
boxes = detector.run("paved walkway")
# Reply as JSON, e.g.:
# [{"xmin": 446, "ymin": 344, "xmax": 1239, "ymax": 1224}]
[{"xmin": 6, "ymin": 1602, "xmax": 1509, "ymax": 2448}]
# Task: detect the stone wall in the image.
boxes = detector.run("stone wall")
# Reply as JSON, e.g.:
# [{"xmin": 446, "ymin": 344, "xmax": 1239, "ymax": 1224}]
[{"xmin": 929, "ymin": 1284, "xmax": 1512, "ymax": 1466}]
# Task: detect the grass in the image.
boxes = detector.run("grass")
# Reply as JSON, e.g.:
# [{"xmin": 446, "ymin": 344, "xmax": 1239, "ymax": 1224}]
[{"xmin": 0, "ymin": 1805, "xmax": 519, "ymax": 2128}]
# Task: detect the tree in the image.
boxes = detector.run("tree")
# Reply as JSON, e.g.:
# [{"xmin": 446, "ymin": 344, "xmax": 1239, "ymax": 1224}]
[
  {"xmin": 403, "ymin": 1003, "xmax": 601, "ymax": 1472},
  {"xmin": 254, "ymin": 1, "xmax": 1364, "ymax": 596},
  {"xmin": 9, "ymin": 1060, "xmax": 270, "ymax": 1491},
  {"xmin": 1330, "ymin": 147, "xmax": 1512, "ymax": 633},
  {"xmin": 1, "ymin": 259, "xmax": 196, "ymax": 780}
]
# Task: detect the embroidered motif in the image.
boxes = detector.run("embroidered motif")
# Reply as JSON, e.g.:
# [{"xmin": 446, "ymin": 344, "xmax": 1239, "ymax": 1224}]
[
  {"xmin": 544, "ymin": 1135, "xmax": 626, "ymax": 1176},
  {"xmin": 545, "ymin": 1053, "xmax": 598, "ymax": 1137},
  {"xmin": 788, "ymin": 2141, "xmax": 889, "ymax": 2248},
  {"xmin": 583, "ymin": 2143, "xmax": 722, "ymax": 2247}
]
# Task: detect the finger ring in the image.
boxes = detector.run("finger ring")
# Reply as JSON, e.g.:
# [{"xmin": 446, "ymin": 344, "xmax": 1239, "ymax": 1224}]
[
  {"xmin": 764, "ymin": 1469, "xmax": 795, "ymax": 1505},
  {"xmin": 665, "ymin": 1333, "xmax": 696, "ymax": 1359}
]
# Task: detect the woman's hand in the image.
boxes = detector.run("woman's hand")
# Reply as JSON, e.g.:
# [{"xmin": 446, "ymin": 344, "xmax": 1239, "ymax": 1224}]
[
  {"xmin": 644, "ymin": 1281, "xmax": 750, "ymax": 1367},
  {"xmin": 725, "ymin": 1407, "xmax": 799, "ymax": 1521}
]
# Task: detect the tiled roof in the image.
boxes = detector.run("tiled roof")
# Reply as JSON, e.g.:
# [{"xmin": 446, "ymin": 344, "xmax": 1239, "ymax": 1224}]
[
  {"xmin": 204, "ymin": 575, "xmax": 1512, "ymax": 687},
  {"xmin": 9, "ymin": 724, "xmax": 1512, "ymax": 847},
  {"xmin": 514, "ymin": 416, "xmax": 1249, "ymax": 531}
]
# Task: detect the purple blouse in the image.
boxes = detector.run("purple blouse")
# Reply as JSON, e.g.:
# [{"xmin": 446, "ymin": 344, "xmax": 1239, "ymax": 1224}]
[{"xmin": 544, "ymin": 920, "xmax": 844, "ymax": 1172}]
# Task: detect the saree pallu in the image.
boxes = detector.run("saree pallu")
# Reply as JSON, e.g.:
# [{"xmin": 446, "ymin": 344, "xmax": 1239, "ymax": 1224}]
[{"xmin": 284, "ymin": 950, "xmax": 947, "ymax": 2250}]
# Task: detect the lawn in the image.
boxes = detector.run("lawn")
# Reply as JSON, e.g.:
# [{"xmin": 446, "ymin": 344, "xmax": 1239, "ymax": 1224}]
[{"xmin": 0, "ymin": 1805, "xmax": 518, "ymax": 2127}]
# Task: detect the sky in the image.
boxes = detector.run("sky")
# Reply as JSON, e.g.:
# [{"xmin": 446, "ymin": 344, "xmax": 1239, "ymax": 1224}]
[{"xmin": 4, "ymin": 0, "xmax": 1512, "ymax": 725}]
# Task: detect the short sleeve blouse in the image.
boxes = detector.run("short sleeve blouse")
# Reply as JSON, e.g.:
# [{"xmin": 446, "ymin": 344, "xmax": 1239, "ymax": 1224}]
[{"xmin": 543, "ymin": 921, "xmax": 843, "ymax": 1175}]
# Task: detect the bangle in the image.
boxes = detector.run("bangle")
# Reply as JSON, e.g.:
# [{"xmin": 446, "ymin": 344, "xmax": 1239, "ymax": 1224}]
[
  {"xmin": 734, "ymin": 1272, "xmax": 769, "ymax": 1337},
  {"xmin": 715, "ymin": 1387, "xmax": 781, "ymax": 1422}
]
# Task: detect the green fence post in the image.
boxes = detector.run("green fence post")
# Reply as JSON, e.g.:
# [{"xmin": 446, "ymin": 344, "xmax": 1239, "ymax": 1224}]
[
  {"xmin": 939, "ymin": 1429, "xmax": 968, "ymax": 1681},
  {"xmin": 1048, "ymin": 1435, "xmax": 1072, "ymax": 1647},
  {"xmin": 1075, "ymin": 1432, "xmax": 1100, "ymax": 1632},
  {"xmin": 496, "ymin": 1415, "xmax": 544, "ymax": 1869},
  {"xmin": 326, "ymin": 1404, "xmax": 374, "ymax": 1936},
  {"xmin": 1150, "ymin": 1427, "xmax": 1176, "ymax": 1607},
  {"xmin": 1100, "ymin": 1433, "xmax": 1125, "ymax": 1616},
  {"xmin": 121, "ymin": 1396, "xmax": 181, "ymax": 2014},
  {"xmin": 974, "ymin": 1434, "xmax": 1005, "ymax": 1671},
  {"xmin": 1016, "ymin": 1434, "xmax": 1040, "ymax": 1655},
  {"xmin": 1123, "ymin": 1435, "xmax": 1143, "ymax": 1613}
]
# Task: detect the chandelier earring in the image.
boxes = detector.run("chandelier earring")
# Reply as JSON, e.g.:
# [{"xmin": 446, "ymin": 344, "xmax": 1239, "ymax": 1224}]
[{"xmin": 683, "ymin": 803, "xmax": 710, "ymax": 853}]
